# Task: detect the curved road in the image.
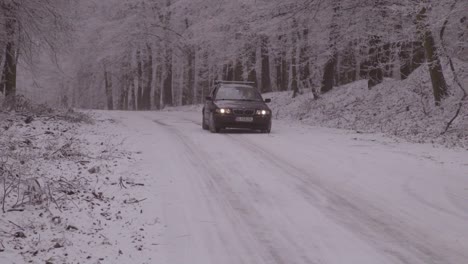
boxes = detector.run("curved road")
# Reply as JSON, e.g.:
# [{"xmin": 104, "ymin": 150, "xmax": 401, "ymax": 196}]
[{"xmin": 107, "ymin": 110, "xmax": 468, "ymax": 264}]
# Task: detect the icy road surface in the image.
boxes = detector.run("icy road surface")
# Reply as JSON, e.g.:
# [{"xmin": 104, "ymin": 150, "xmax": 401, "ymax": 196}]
[{"xmin": 106, "ymin": 110, "xmax": 467, "ymax": 264}]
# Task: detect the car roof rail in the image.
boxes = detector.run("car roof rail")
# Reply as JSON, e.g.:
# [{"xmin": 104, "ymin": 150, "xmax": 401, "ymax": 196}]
[{"xmin": 215, "ymin": 80, "xmax": 256, "ymax": 85}]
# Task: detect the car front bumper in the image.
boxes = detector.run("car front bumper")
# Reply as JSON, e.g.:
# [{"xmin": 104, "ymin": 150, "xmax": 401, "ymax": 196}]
[{"xmin": 213, "ymin": 114, "xmax": 271, "ymax": 130}]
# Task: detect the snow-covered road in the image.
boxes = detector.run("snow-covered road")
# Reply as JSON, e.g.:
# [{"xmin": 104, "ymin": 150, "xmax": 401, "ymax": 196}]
[{"xmin": 105, "ymin": 110, "xmax": 468, "ymax": 264}]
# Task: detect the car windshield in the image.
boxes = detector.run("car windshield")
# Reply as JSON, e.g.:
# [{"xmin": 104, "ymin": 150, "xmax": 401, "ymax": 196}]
[{"xmin": 215, "ymin": 85, "xmax": 263, "ymax": 101}]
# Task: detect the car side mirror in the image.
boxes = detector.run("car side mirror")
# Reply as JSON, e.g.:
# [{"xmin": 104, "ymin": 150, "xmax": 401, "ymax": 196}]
[
  {"xmin": 264, "ymin": 98, "xmax": 271, "ymax": 103},
  {"xmin": 205, "ymin": 96, "xmax": 212, "ymax": 101}
]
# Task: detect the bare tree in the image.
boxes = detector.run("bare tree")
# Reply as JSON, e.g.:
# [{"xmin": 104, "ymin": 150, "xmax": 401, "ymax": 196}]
[{"xmin": 416, "ymin": 6, "xmax": 448, "ymax": 105}]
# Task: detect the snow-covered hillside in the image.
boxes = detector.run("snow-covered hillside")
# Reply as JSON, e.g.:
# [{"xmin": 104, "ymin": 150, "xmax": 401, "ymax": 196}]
[{"xmin": 265, "ymin": 61, "xmax": 468, "ymax": 148}]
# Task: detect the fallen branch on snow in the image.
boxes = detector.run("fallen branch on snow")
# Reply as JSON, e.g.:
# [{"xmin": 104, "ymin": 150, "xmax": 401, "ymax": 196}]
[{"xmin": 123, "ymin": 198, "xmax": 147, "ymax": 204}]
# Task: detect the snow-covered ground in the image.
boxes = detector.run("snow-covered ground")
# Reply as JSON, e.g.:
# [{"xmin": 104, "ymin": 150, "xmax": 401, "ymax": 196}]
[
  {"xmin": 2, "ymin": 109, "xmax": 467, "ymax": 263},
  {"xmin": 105, "ymin": 110, "xmax": 468, "ymax": 264},
  {"xmin": 0, "ymin": 111, "xmax": 163, "ymax": 264}
]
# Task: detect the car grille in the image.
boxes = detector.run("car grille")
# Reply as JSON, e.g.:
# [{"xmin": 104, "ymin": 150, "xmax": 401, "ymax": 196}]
[{"xmin": 233, "ymin": 109, "xmax": 255, "ymax": 116}]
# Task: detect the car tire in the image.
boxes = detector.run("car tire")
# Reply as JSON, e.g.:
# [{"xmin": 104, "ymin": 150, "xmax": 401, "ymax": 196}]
[
  {"xmin": 262, "ymin": 123, "xmax": 271, "ymax": 133},
  {"xmin": 202, "ymin": 113, "xmax": 209, "ymax": 130},
  {"xmin": 209, "ymin": 113, "xmax": 220, "ymax": 133}
]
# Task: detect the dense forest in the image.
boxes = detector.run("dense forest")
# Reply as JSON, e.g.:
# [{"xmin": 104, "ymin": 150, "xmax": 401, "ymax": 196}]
[{"xmin": 0, "ymin": 0, "xmax": 466, "ymax": 111}]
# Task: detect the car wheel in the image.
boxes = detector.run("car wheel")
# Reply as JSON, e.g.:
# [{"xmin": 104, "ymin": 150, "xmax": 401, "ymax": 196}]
[
  {"xmin": 262, "ymin": 123, "xmax": 271, "ymax": 133},
  {"xmin": 209, "ymin": 113, "xmax": 220, "ymax": 133},
  {"xmin": 202, "ymin": 113, "xmax": 209, "ymax": 130}
]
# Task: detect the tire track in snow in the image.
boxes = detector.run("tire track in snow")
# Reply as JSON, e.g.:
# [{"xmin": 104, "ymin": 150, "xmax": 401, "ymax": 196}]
[
  {"xmin": 152, "ymin": 118, "xmax": 271, "ymax": 264},
  {"xmin": 149, "ymin": 117, "xmax": 320, "ymax": 264},
  {"xmin": 402, "ymin": 175, "xmax": 468, "ymax": 220},
  {"xmin": 445, "ymin": 189, "xmax": 468, "ymax": 216},
  {"xmin": 155, "ymin": 114, "xmax": 467, "ymax": 264},
  {"xmin": 224, "ymin": 134, "xmax": 465, "ymax": 264}
]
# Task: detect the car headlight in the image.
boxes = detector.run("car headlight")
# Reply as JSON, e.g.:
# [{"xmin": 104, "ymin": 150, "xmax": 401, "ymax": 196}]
[
  {"xmin": 256, "ymin": 109, "xmax": 270, "ymax": 115},
  {"xmin": 216, "ymin": 108, "xmax": 231, "ymax": 114}
]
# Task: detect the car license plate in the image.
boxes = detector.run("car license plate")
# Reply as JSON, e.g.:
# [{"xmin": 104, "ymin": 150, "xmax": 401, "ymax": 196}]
[{"xmin": 235, "ymin": 117, "xmax": 253, "ymax": 122}]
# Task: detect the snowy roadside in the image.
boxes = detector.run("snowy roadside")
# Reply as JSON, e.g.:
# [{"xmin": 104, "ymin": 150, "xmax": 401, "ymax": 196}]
[
  {"xmin": 0, "ymin": 109, "xmax": 161, "ymax": 264},
  {"xmin": 265, "ymin": 60, "xmax": 468, "ymax": 149}
]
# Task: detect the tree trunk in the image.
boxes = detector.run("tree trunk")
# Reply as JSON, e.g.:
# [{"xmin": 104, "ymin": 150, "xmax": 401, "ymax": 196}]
[
  {"xmin": 275, "ymin": 56, "xmax": 281, "ymax": 91},
  {"xmin": 343, "ymin": 41, "xmax": 357, "ymax": 84},
  {"xmin": 3, "ymin": 5, "xmax": 17, "ymax": 109},
  {"xmin": 158, "ymin": 0, "xmax": 173, "ymax": 108},
  {"xmin": 247, "ymin": 68, "xmax": 257, "ymax": 83},
  {"xmin": 0, "ymin": 50, "xmax": 4, "ymax": 94},
  {"xmin": 154, "ymin": 60, "xmax": 162, "ymax": 110},
  {"xmin": 142, "ymin": 44, "xmax": 153, "ymax": 110},
  {"xmin": 1, "ymin": 52, "xmax": 7, "ymax": 95},
  {"xmin": 247, "ymin": 47, "xmax": 257, "ymax": 83},
  {"xmin": 417, "ymin": 7, "xmax": 448, "ymax": 105},
  {"xmin": 281, "ymin": 53, "xmax": 288, "ymax": 91},
  {"xmin": 338, "ymin": 44, "xmax": 356, "ymax": 86},
  {"xmin": 104, "ymin": 69, "xmax": 114, "ymax": 110},
  {"xmin": 225, "ymin": 62, "xmax": 234, "ymax": 81},
  {"xmin": 124, "ymin": 73, "xmax": 130, "ymax": 110},
  {"xmin": 367, "ymin": 35, "xmax": 383, "ymax": 89},
  {"xmin": 118, "ymin": 76, "xmax": 125, "ymax": 110},
  {"xmin": 136, "ymin": 49, "xmax": 143, "ymax": 110},
  {"xmin": 196, "ymin": 51, "xmax": 209, "ymax": 102},
  {"xmin": 193, "ymin": 50, "xmax": 199, "ymax": 104},
  {"xmin": 234, "ymin": 60, "xmax": 243, "ymax": 81},
  {"xmin": 183, "ymin": 18, "xmax": 195, "ymax": 105},
  {"xmin": 321, "ymin": 54, "xmax": 337, "ymax": 93},
  {"xmin": 186, "ymin": 48, "xmax": 195, "ymax": 104},
  {"xmin": 163, "ymin": 52, "xmax": 173, "ymax": 107},
  {"xmin": 260, "ymin": 36, "xmax": 272, "ymax": 93},
  {"xmin": 424, "ymin": 35, "xmax": 448, "ymax": 105},
  {"xmin": 381, "ymin": 43, "xmax": 392, "ymax": 77},
  {"xmin": 291, "ymin": 20, "xmax": 299, "ymax": 98},
  {"xmin": 4, "ymin": 42, "xmax": 17, "ymax": 106},
  {"xmin": 123, "ymin": 79, "xmax": 128, "ymax": 110},
  {"xmin": 291, "ymin": 52, "xmax": 298, "ymax": 97},
  {"xmin": 321, "ymin": 0, "xmax": 340, "ymax": 93},
  {"xmin": 299, "ymin": 28, "xmax": 311, "ymax": 89},
  {"xmin": 129, "ymin": 79, "xmax": 136, "ymax": 110},
  {"xmin": 119, "ymin": 53, "xmax": 131, "ymax": 110}
]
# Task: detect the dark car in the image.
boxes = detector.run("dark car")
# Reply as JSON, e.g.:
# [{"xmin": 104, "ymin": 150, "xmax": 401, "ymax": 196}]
[{"xmin": 202, "ymin": 81, "xmax": 272, "ymax": 133}]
